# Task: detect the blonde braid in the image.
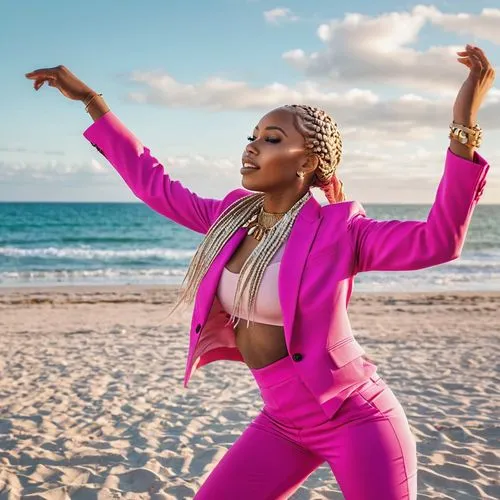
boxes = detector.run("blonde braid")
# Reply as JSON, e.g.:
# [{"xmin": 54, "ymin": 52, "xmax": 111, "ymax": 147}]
[
  {"xmin": 166, "ymin": 189, "xmax": 311, "ymax": 327},
  {"xmin": 230, "ymin": 191, "xmax": 310, "ymax": 328},
  {"xmin": 283, "ymin": 104, "xmax": 346, "ymax": 204}
]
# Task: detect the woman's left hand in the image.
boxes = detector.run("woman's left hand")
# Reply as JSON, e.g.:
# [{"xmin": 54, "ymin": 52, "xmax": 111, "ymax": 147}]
[{"xmin": 454, "ymin": 45, "xmax": 495, "ymax": 125}]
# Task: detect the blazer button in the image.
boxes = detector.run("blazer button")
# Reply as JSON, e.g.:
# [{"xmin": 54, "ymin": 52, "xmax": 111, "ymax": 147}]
[
  {"xmin": 292, "ymin": 353, "xmax": 303, "ymax": 362},
  {"xmin": 195, "ymin": 324, "xmax": 202, "ymax": 333}
]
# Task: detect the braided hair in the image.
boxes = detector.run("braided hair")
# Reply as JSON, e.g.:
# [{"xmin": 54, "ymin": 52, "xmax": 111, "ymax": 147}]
[
  {"xmin": 167, "ymin": 105, "xmax": 345, "ymax": 325},
  {"xmin": 283, "ymin": 104, "xmax": 346, "ymax": 203}
]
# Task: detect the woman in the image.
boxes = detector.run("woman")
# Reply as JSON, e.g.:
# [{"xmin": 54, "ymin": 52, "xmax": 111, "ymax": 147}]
[{"xmin": 26, "ymin": 44, "xmax": 494, "ymax": 499}]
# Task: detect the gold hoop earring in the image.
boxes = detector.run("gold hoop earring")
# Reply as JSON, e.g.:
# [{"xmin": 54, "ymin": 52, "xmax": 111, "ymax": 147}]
[{"xmin": 296, "ymin": 171, "xmax": 305, "ymax": 179}]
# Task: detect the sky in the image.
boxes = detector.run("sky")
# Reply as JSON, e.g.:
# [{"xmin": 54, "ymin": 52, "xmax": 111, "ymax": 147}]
[{"xmin": 1, "ymin": 0, "xmax": 499, "ymax": 204}]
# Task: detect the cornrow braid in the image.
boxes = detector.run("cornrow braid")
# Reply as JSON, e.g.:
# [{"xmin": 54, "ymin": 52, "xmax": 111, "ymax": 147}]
[{"xmin": 283, "ymin": 104, "xmax": 346, "ymax": 204}]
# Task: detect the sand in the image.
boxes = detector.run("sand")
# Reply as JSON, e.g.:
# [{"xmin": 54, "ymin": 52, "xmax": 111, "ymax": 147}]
[{"xmin": 0, "ymin": 285, "xmax": 498, "ymax": 499}]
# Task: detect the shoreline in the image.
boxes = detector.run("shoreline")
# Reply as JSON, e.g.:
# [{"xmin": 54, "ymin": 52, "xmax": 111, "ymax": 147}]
[{"xmin": 2, "ymin": 281, "xmax": 500, "ymax": 296}]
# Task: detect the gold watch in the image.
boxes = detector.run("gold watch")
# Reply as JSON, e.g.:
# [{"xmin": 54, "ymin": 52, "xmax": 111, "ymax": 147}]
[{"xmin": 449, "ymin": 122, "xmax": 483, "ymax": 148}]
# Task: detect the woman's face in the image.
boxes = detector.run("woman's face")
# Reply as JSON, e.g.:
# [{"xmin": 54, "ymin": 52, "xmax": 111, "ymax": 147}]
[{"xmin": 241, "ymin": 107, "xmax": 311, "ymax": 193}]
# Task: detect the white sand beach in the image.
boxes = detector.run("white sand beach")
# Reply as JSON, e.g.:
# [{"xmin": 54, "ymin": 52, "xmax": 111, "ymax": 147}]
[{"xmin": 0, "ymin": 285, "xmax": 498, "ymax": 499}]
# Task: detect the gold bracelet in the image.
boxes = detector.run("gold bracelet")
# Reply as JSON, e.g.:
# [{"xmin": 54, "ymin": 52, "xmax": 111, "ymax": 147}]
[
  {"xmin": 84, "ymin": 93, "xmax": 103, "ymax": 112},
  {"xmin": 449, "ymin": 122, "xmax": 483, "ymax": 148},
  {"xmin": 83, "ymin": 91, "xmax": 94, "ymax": 105},
  {"xmin": 83, "ymin": 91, "xmax": 101, "ymax": 106}
]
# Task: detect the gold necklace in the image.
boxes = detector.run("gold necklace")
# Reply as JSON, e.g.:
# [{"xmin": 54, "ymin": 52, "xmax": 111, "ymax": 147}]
[{"xmin": 243, "ymin": 207, "xmax": 287, "ymax": 241}]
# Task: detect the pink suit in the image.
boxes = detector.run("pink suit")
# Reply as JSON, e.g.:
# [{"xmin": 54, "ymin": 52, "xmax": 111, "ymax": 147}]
[{"xmin": 83, "ymin": 112, "xmax": 489, "ymax": 499}]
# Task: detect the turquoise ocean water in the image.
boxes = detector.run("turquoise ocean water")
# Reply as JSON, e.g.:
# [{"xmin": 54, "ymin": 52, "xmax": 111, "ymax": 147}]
[{"xmin": 1, "ymin": 202, "xmax": 499, "ymax": 292}]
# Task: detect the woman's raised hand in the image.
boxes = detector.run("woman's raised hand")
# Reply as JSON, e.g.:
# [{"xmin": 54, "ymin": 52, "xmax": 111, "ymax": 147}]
[
  {"xmin": 25, "ymin": 65, "xmax": 95, "ymax": 102},
  {"xmin": 454, "ymin": 45, "xmax": 495, "ymax": 125}
]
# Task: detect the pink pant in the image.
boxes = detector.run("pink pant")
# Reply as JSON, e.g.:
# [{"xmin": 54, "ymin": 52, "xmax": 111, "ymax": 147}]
[{"xmin": 195, "ymin": 355, "xmax": 417, "ymax": 499}]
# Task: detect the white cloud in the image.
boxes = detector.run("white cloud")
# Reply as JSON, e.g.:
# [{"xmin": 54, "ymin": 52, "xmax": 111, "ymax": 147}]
[
  {"xmin": 127, "ymin": 71, "xmax": 378, "ymax": 111},
  {"xmin": 125, "ymin": 71, "xmax": 500, "ymax": 137},
  {"xmin": 264, "ymin": 7, "xmax": 299, "ymax": 24},
  {"xmin": 91, "ymin": 158, "xmax": 104, "ymax": 171},
  {"xmin": 0, "ymin": 154, "xmax": 236, "ymax": 178},
  {"xmin": 0, "ymin": 154, "xmax": 241, "ymax": 199},
  {"xmin": 423, "ymin": 6, "xmax": 500, "ymax": 44},
  {"xmin": 283, "ymin": 5, "xmax": 499, "ymax": 93},
  {"xmin": 487, "ymin": 88, "xmax": 500, "ymax": 104},
  {"xmin": 0, "ymin": 158, "xmax": 109, "ymax": 178},
  {"xmin": 0, "ymin": 147, "xmax": 65, "ymax": 155}
]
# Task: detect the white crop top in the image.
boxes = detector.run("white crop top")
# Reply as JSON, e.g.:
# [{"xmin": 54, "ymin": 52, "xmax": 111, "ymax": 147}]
[{"xmin": 216, "ymin": 241, "xmax": 286, "ymax": 326}]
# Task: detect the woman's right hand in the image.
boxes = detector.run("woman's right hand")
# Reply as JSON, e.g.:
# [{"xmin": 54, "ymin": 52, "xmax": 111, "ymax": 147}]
[{"xmin": 25, "ymin": 65, "xmax": 95, "ymax": 102}]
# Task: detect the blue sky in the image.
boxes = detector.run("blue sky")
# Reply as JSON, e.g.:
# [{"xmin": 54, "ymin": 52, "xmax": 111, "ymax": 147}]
[{"xmin": 2, "ymin": 0, "xmax": 499, "ymax": 203}]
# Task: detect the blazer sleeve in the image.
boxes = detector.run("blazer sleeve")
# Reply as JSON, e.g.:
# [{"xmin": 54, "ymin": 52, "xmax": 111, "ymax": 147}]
[
  {"xmin": 347, "ymin": 148, "xmax": 490, "ymax": 274},
  {"xmin": 83, "ymin": 111, "xmax": 236, "ymax": 234}
]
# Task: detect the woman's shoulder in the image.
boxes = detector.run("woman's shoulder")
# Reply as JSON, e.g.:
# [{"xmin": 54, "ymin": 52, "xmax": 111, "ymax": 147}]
[
  {"xmin": 320, "ymin": 199, "xmax": 366, "ymax": 222},
  {"xmin": 221, "ymin": 188, "xmax": 254, "ymax": 208},
  {"xmin": 212, "ymin": 188, "xmax": 254, "ymax": 220}
]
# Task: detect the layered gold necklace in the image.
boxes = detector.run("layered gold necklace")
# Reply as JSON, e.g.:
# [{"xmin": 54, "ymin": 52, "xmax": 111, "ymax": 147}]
[{"xmin": 243, "ymin": 207, "xmax": 287, "ymax": 241}]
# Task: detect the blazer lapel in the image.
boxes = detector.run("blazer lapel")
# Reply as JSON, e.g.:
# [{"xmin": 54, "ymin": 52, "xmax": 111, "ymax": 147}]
[
  {"xmin": 279, "ymin": 194, "xmax": 321, "ymax": 349},
  {"xmin": 196, "ymin": 193, "xmax": 322, "ymax": 347}
]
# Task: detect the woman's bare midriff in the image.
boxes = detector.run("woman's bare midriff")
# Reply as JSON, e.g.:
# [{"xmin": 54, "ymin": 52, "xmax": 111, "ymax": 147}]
[
  {"xmin": 234, "ymin": 321, "xmax": 289, "ymax": 369},
  {"xmin": 224, "ymin": 233, "xmax": 289, "ymax": 369}
]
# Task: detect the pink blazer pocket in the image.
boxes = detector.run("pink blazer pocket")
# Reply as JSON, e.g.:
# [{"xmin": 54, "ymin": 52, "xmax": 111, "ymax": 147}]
[{"xmin": 327, "ymin": 337, "xmax": 366, "ymax": 368}]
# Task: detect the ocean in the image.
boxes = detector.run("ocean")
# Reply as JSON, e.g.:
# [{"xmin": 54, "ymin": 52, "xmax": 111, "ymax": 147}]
[{"xmin": 1, "ymin": 202, "xmax": 499, "ymax": 292}]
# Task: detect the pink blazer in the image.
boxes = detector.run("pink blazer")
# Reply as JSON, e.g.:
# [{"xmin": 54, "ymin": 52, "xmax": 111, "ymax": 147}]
[{"xmin": 84, "ymin": 112, "xmax": 490, "ymax": 418}]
